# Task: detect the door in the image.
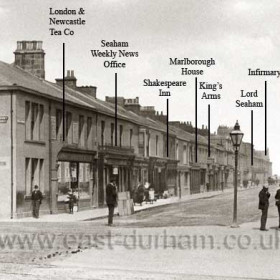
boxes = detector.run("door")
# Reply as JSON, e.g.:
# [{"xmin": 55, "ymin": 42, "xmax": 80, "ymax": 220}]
[{"xmin": 190, "ymin": 169, "xmax": 200, "ymax": 194}]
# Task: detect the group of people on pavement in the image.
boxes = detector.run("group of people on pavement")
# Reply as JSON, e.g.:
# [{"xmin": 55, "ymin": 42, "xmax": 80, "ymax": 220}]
[
  {"xmin": 132, "ymin": 181, "xmax": 155, "ymax": 205},
  {"xmin": 31, "ymin": 177, "xmax": 280, "ymax": 230},
  {"xmin": 259, "ymin": 184, "xmax": 280, "ymax": 231}
]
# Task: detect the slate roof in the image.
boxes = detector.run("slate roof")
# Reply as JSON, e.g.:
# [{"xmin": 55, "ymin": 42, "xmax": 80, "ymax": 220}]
[{"xmin": 0, "ymin": 60, "xmax": 214, "ymax": 146}]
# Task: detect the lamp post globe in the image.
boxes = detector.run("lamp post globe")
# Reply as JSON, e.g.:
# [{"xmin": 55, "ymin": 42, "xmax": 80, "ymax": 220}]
[
  {"xmin": 230, "ymin": 121, "xmax": 244, "ymax": 150},
  {"xmin": 230, "ymin": 120, "xmax": 244, "ymax": 228}
]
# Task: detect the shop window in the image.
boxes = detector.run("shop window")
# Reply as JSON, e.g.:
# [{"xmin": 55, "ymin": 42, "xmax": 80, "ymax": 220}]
[
  {"xmin": 57, "ymin": 161, "xmax": 91, "ymax": 202},
  {"xmin": 79, "ymin": 163, "xmax": 91, "ymax": 198},
  {"xmin": 57, "ymin": 162, "xmax": 71, "ymax": 201}
]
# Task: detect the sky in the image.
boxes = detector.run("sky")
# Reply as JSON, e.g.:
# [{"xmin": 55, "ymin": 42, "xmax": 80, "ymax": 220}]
[{"xmin": 1, "ymin": 0, "xmax": 279, "ymax": 174}]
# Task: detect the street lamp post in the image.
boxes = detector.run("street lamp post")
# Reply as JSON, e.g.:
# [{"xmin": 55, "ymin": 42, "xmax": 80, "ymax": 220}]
[{"xmin": 230, "ymin": 121, "xmax": 244, "ymax": 228}]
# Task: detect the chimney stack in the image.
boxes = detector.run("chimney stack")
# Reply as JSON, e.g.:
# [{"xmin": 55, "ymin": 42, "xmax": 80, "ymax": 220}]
[
  {"xmin": 55, "ymin": 70, "xmax": 97, "ymax": 98},
  {"xmin": 14, "ymin": 41, "xmax": 45, "ymax": 79},
  {"xmin": 55, "ymin": 69, "xmax": 77, "ymax": 89}
]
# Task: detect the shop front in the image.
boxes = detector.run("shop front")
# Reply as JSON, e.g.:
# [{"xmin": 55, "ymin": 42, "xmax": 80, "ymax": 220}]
[
  {"xmin": 166, "ymin": 159, "xmax": 179, "ymax": 196},
  {"xmin": 55, "ymin": 147, "xmax": 97, "ymax": 213},
  {"xmin": 177, "ymin": 164, "xmax": 190, "ymax": 197},
  {"xmin": 148, "ymin": 157, "xmax": 167, "ymax": 195},
  {"xmin": 132, "ymin": 156, "xmax": 149, "ymax": 190},
  {"xmin": 98, "ymin": 145, "xmax": 135, "ymax": 206},
  {"xmin": 190, "ymin": 162, "xmax": 201, "ymax": 194}
]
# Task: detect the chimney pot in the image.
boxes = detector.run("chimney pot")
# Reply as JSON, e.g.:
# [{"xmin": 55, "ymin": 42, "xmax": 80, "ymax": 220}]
[
  {"xmin": 56, "ymin": 69, "xmax": 77, "ymax": 88},
  {"xmin": 14, "ymin": 40, "xmax": 45, "ymax": 79}
]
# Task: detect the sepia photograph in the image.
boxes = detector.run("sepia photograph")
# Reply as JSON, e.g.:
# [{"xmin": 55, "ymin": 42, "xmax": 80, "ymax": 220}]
[{"xmin": 0, "ymin": 0, "xmax": 279, "ymax": 279}]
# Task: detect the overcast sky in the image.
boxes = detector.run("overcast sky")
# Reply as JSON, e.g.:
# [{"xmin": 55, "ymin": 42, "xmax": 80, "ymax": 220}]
[{"xmin": 1, "ymin": 0, "xmax": 280, "ymax": 174}]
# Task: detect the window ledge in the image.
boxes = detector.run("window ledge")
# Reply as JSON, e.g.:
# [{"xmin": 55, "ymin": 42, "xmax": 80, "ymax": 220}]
[{"xmin": 25, "ymin": 140, "xmax": 46, "ymax": 145}]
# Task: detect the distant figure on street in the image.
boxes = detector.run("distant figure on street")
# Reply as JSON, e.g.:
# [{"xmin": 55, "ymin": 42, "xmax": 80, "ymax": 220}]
[
  {"xmin": 106, "ymin": 178, "xmax": 118, "ymax": 226},
  {"xmin": 31, "ymin": 185, "xmax": 43, "ymax": 218},
  {"xmin": 136, "ymin": 183, "xmax": 145, "ymax": 205},
  {"xmin": 144, "ymin": 181, "xmax": 150, "ymax": 202},
  {"xmin": 275, "ymin": 185, "xmax": 280, "ymax": 228},
  {"xmin": 67, "ymin": 189, "xmax": 77, "ymax": 214},
  {"xmin": 258, "ymin": 185, "xmax": 270, "ymax": 231}
]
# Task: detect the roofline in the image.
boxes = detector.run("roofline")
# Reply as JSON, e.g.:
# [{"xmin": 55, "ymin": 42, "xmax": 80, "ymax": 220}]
[{"xmin": 0, "ymin": 85, "xmax": 173, "ymax": 135}]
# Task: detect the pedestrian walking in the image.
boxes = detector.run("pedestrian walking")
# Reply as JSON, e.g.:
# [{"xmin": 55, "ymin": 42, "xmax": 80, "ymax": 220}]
[
  {"xmin": 258, "ymin": 185, "xmax": 270, "ymax": 231},
  {"xmin": 106, "ymin": 177, "xmax": 118, "ymax": 226},
  {"xmin": 275, "ymin": 185, "xmax": 280, "ymax": 228},
  {"xmin": 31, "ymin": 185, "xmax": 43, "ymax": 218}
]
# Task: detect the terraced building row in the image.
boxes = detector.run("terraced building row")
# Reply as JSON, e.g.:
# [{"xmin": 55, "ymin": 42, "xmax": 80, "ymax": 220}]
[{"xmin": 0, "ymin": 41, "xmax": 272, "ymax": 218}]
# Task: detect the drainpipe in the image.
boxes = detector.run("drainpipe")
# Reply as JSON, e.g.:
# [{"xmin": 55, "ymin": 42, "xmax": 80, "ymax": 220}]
[{"xmin": 10, "ymin": 91, "xmax": 14, "ymax": 219}]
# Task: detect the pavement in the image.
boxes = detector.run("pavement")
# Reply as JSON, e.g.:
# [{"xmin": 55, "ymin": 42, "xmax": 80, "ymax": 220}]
[
  {"xmin": 1, "ymin": 215, "xmax": 279, "ymax": 279},
  {"xmin": 5, "ymin": 188, "xmax": 235, "ymax": 222},
  {"xmin": 43, "ymin": 216, "xmax": 280, "ymax": 280}
]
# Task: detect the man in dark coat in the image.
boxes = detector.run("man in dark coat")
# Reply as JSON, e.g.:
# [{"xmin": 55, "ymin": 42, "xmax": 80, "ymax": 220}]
[
  {"xmin": 259, "ymin": 185, "xmax": 270, "ymax": 231},
  {"xmin": 275, "ymin": 185, "xmax": 280, "ymax": 228},
  {"xmin": 31, "ymin": 185, "xmax": 43, "ymax": 218},
  {"xmin": 106, "ymin": 178, "xmax": 117, "ymax": 226}
]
